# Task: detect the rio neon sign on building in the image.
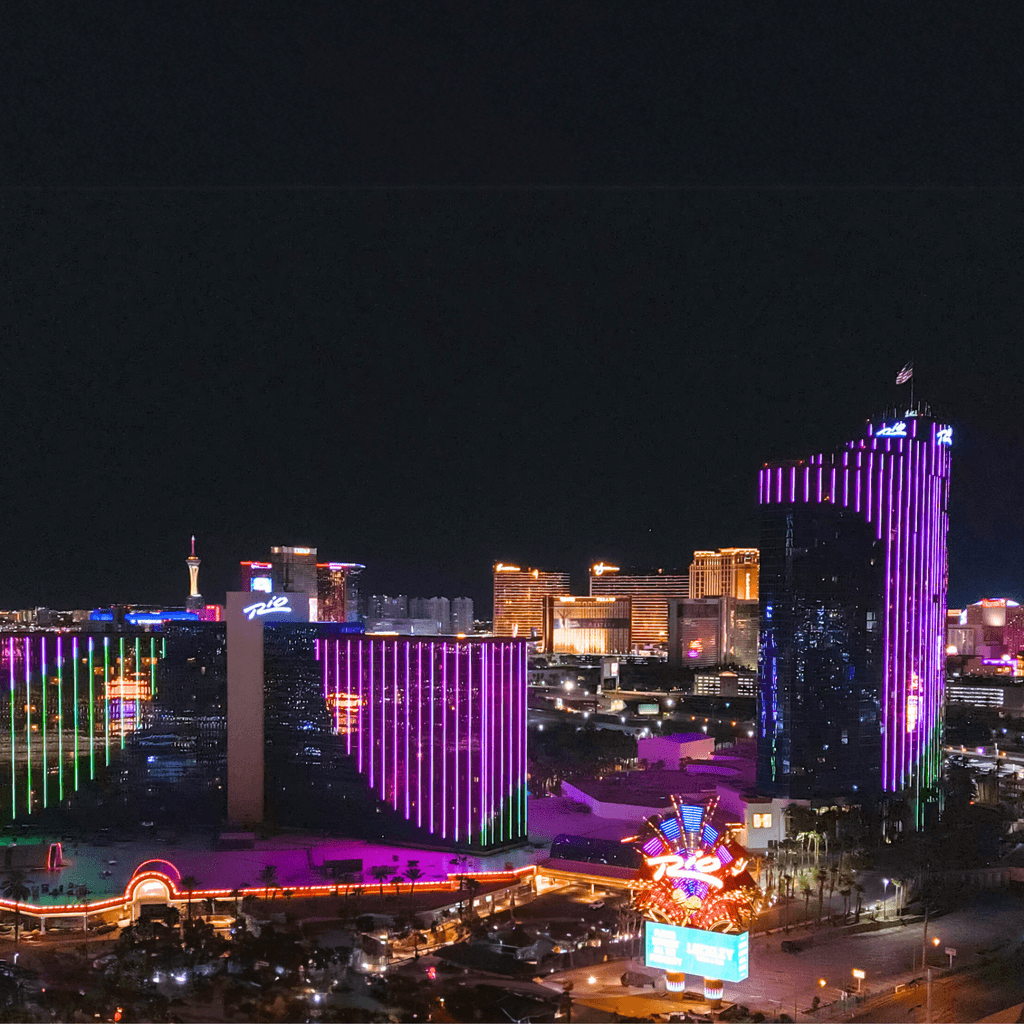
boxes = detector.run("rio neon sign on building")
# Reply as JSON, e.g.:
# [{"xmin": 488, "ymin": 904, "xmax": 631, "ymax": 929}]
[
  {"xmin": 242, "ymin": 595, "xmax": 293, "ymax": 620},
  {"xmin": 876, "ymin": 420, "xmax": 953, "ymax": 446},
  {"xmin": 646, "ymin": 853, "xmax": 733, "ymax": 889}
]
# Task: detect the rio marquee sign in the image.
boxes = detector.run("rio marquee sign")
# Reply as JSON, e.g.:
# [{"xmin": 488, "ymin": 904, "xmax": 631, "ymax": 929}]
[
  {"xmin": 645, "ymin": 852, "xmax": 744, "ymax": 890},
  {"xmin": 242, "ymin": 595, "xmax": 294, "ymax": 620}
]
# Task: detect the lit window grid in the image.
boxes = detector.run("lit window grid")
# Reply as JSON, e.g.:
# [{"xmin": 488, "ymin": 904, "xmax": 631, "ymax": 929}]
[
  {"xmin": 1, "ymin": 633, "xmax": 162, "ymax": 822},
  {"xmin": 946, "ymin": 686, "xmax": 1004, "ymax": 708},
  {"xmin": 758, "ymin": 418, "xmax": 951, "ymax": 802},
  {"xmin": 493, "ymin": 567, "xmax": 570, "ymax": 642},
  {"xmin": 689, "ymin": 551, "xmax": 760, "ymax": 602},
  {"xmin": 320, "ymin": 635, "xmax": 528, "ymax": 848},
  {"xmin": 589, "ymin": 574, "xmax": 690, "ymax": 649},
  {"xmin": 545, "ymin": 597, "xmax": 632, "ymax": 655}
]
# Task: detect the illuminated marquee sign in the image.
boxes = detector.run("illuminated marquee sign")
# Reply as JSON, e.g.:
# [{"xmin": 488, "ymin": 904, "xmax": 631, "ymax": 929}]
[
  {"xmin": 242, "ymin": 595, "xmax": 293, "ymax": 620},
  {"xmin": 876, "ymin": 421, "xmax": 908, "ymax": 438},
  {"xmin": 647, "ymin": 853, "xmax": 725, "ymax": 889},
  {"xmin": 627, "ymin": 796, "xmax": 764, "ymax": 934},
  {"xmin": 644, "ymin": 922, "xmax": 749, "ymax": 982},
  {"xmin": 250, "ymin": 576, "xmax": 273, "ymax": 593}
]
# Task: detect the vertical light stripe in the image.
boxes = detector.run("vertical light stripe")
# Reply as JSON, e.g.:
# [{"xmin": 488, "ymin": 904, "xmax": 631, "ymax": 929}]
[
  {"xmin": 73, "ymin": 637, "xmax": 80, "ymax": 790},
  {"xmin": 25, "ymin": 638, "xmax": 31, "ymax": 814},
  {"xmin": 41, "ymin": 637, "xmax": 47, "ymax": 809},
  {"xmin": 57, "ymin": 636, "xmax": 64, "ymax": 802},
  {"xmin": 88, "ymin": 638, "xmax": 95, "ymax": 780},
  {"xmin": 9, "ymin": 638, "xmax": 15, "ymax": 818}
]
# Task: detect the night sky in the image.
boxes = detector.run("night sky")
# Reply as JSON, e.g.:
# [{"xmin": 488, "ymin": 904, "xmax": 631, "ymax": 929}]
[{"xmin": 4, "ymin": 7, "xmax": 1024, "ymax": 613}]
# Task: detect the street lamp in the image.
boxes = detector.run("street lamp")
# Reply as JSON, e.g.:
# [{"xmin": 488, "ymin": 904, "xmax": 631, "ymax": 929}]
[{"xmin": 882, "ymin": 877, "xmax": 891, "ymax": 920}]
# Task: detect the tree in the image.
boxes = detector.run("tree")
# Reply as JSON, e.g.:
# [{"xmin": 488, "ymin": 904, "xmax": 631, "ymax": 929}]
[
  {"xmin": 449, "ymin": 855, "xmax": 469, "ymax": 889},
  {"xmin": 853, "ymin": 881, "xmax": 865, "ymax": 923},
  {"xmin": 800, "ymin": 875, "xmax": 813, "ymax": 915},
  {"xmin": 258, "ymin": 864, "xmax": 278, "ymax": 903},
  {"xmin": 180, "ymin": 875, "xmax": 199, "ymax": 921},
  {"xmin": 370, "ymin": 864, "xmax": 394, "ymax": 896},
  {"xmin": 781, "ymin": 874, "xmax": 792, "ymax": 934},
  {"xmin": 391, "ymin": 873, "xmax": 405, "ymax": 896},
  {"xmin": 1, "ymin": 869, "xmax": 32, "ymax": 945},
  {"xmin": 229, "ymin": 884, "xmax": 248, "ymax": 919},
  {"xmin": 405, "ymin": 860, "xmax": 424, "ymax": 894}
]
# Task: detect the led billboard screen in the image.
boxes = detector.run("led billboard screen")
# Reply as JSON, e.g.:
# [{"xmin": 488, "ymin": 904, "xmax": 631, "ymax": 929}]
[{"xmin": 644, "ymin": 921, "xmax": 749, "ymax": 981}]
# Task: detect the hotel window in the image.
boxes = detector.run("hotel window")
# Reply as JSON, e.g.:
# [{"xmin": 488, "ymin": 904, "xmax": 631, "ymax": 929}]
[{"xmin": 753, "ymin": 813, "xmax": 772, "ymax": 829}]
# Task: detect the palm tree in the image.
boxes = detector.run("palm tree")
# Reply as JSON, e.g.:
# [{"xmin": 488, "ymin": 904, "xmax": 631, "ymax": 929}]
[
  {"xmin": 2, "ymin": 868, "xmax": 32, "ymax": 945},
  {"xmin": 800, "ymin": 876, "xmax": 813, "ymax": 915},
  {"xmin": 180, "ymin": 875, "xmax": 198, "ymax": 921},
  {"xmin": 229, "ymin": 884, "xmax": 248, "ymax": 919},
  {"xmin": 370, "ymin": 865, "xmax": 394, "ymax": 896},
  {"xmin": 391, "ymin": 873, "xmax": 405, "ymax": 896},
  {"xmin": 77, "ymin": 885, "xmax": 93, "ymax": 952},
  {"xmin": 258, "ymin": 864, "xmax": 278, "ymax": 903},
  {"xmin": 815, "ymin": 869, "xmax": 827, "ymax": 926},
  {"xmin": 840, "ymin": 887, "xmax": 851, "ymax": 922},
  {"xmin": 449, "ymin": 855, "xmax": 469, "ymax": 889},
  {"xmin": 405, "ymin": 861, "xmax": 424, "ymax": 894},
  {"xmin": 853, "ymin": 881, "xmax": 865, "ymax": 923}
]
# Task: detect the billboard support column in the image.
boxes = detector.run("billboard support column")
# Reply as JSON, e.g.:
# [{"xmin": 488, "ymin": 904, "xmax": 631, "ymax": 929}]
[{"xmin": 703, "ymin": 978, "xmax": 723, "ymax": 1008}]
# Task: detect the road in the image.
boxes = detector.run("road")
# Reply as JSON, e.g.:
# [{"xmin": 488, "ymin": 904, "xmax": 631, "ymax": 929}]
[
  {"xmin": 543, "ymin": 889, "xmax": 1024, "ymax": 1022},
  {"xmin": 846, "ymin": 946, "xmax": 1024, "ymax": 1023}
]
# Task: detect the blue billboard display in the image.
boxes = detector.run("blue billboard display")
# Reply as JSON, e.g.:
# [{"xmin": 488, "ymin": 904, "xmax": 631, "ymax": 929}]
[{"xmin": 644, "ymin": 922, "xmax": 749, "ymax": 982}]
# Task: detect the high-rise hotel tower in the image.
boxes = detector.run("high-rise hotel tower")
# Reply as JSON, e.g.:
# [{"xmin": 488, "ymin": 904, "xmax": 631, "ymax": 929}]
[
  {"xmin": 492, "ymin": 564, "xmax": 570, "ymax": 643},
  {"xmin": 757, "ymin": 413, "xmax": 951, "ymax": 827}
]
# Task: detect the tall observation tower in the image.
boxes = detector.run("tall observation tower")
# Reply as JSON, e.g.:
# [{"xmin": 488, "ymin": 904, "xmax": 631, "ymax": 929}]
[{"xmin": 186, "ymin": 535, "xmax": 204, "ymax": 612}]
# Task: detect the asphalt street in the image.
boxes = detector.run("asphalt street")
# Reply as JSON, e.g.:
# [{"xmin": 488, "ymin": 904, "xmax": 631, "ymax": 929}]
[{"xmin": 545, "ymin": 889, "xmax": 1024, "ymax": 1022}]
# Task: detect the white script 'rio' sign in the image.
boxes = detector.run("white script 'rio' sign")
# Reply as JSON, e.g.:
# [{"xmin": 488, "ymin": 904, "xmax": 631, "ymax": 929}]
[
  {"xmin": 876, "ymin": 421, "xmax": 908, "ymax": 438},
  {"xmin": 242, "ymin": 595, "xmax": 293, "ymax": 620},
  {"xmin": 646, "ymin": 853, "xmax": 726, "ymax": 890}
]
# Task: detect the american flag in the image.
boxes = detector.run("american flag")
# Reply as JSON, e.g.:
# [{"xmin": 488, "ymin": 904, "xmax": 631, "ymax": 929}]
[{"xmin": 896, "ymin": 361, "xmax": 913, "ymax": 385}]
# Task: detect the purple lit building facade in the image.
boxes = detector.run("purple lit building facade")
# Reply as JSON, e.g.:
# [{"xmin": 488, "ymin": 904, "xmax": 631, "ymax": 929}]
[
  {"xmin": 757, "ymin": 415, "xmax": 951, "ymax": 827},
  {"xmin": 305, "ymin": 635, "xmax": 529, "ymax": 850}
]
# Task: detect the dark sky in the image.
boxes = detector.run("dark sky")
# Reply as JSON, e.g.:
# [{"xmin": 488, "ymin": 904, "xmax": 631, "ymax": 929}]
[{"xmin": 3, "ymin": 6, "xmax": 1024, "ymax": 613}]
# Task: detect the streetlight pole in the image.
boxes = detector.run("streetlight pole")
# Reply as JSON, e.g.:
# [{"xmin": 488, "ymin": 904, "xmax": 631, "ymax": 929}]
[{"xmin": 882, "ymin": 877, "xmax": 891, "ymax": 920}]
